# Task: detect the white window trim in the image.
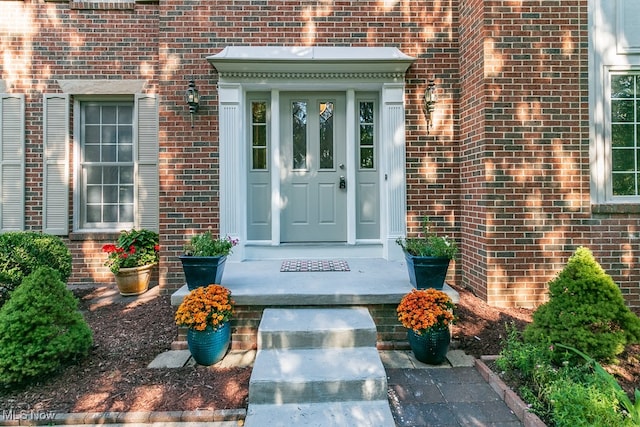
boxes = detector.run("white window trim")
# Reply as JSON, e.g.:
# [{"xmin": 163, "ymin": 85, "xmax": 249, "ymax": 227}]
[
  {"xmin": 590, "ymin": 0, "xmax": 640, "ymax": 206},
  {"xmin": 73, "ymin": 95, "xmax": 135, "ymax": 232}
]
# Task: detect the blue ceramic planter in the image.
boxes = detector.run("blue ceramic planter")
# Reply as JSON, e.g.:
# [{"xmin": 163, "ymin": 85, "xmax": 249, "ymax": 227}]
[
  {"xmin": 186, "ymin": 322, "xmax": 231, "ymax": 366},
  {"xmin": 179, "ymin": 255, "xmax": 227, "ymax": 290}
]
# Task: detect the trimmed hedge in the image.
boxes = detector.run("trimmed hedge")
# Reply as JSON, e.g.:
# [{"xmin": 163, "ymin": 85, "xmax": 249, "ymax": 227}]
[{"xmin": 0, "ymin": 232, "xmax": 72, "ymax": 307}]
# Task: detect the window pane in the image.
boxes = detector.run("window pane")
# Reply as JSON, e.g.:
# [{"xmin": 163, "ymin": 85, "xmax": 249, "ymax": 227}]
[
  {"xmin": 87, "ymin": 206, "xmax": 101, "ymax": 223},
  {"xmin": 118, "ymin": 106, "xmax": 133, "ymax": 123},
  {"xmin": 119, "ymin": 125, "xmax": 133, "ymax": 144},
  {"xmin": 292, "ymin": 101, "xmax": 307, "ymax": 169},
  {"xmin": 360, "ymin": 147, "xmax": 374, "ymax": 169},
  {"xmin": 103, "ymin": 205, "xmax": 118, "ymax": 223},
  {"xmin": 612, "ymin": 75, "xmax": 635, "ymax": 98},
  {"xmin": 360, "ymin": 101, "xmax": 374, "ymax": 124},
  {"xmin": 103, "ymin": 167, "xmax": 118, "ymax": 184},
  {"xmin": 119, "ymin": 186, "xmax": 134, "ymax": 203},
  {"xmin": 119, "ymin": 205, "xmax": 134, "ymax": 223},
  {"xmin": 253, "ymin": 148, "xmax": 267, "ymax": 170},
  {"xmin": 612, "ymin": 149, "xmax": 634, "ymax": 171},
  {"xmin": 359, "ymin": 101, "xmax": 375, "ymax": 169},
  {"xmin": 251, "ymin": 101, "xmax": 268, "ymax": 170},
  {"xmin": 85, "ymin": 126, "xmax": 100, "ymax": 143},
  {"xmin": 612, "ymin": 124, "xmax": 634, "ymax": 147},
  {"xmin": 102, "ymin": 106, "xmax": 117, "ymax": 123},
  {"xmin": 80, "ymin": 101, "xmax": 135, "ymax": 228},
  {"xmin": 360, "ymin": 126, "xmax": 373, "ymax": 146},
  {"xmin": 102, "ymin": 125, "xmax": 117, "ymax": 143},
  {"xmin": 87, "ymin": 186, "xmax": 102, "ymax": 204},
  {"xmin": 85, "ymin": 105, "xmax": 101, "ymax": 124},
  {"xmin": 120, "ymin": 166, "xmax": 134, "ymax": 184},
  {"xmin": 252, "ymin": 102, "xmax": 266, "ymax": 123},
  {"xmin": 102, "ymin": 144, "xmax": 117, "ymax": 162},
  {"xmin": 118, "ymin": 144, "xmax": 133, "ymax": 162},
  {"xmin": 103, "ymin": 186, "xmax": 118, "ymax": 203},
  {"xmin": 86, "ymin": 166, "xmax": 102, "ymax": 184},
  {"xmin": 319, "ymin": 102, "xmax": 334, "ymax": 169},
  {"xmin": 85, "ymin": 144, "xmax": 100, "ymax": 162},
  {"xmin": 613, "ymin": 173, "xmax": 636, "ymax": 195},
  {"xmin": 253, "ymin": 126, "xmax": 266, "ymax": 147},
  {"xmin": 610, "ymin": 74, "xmax": 640, "ymax": 196}
]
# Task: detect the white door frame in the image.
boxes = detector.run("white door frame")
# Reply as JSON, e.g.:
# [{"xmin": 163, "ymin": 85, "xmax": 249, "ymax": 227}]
[{"xmin": 208, "ymin": 46, "xmax": 415, "ymax": 261}]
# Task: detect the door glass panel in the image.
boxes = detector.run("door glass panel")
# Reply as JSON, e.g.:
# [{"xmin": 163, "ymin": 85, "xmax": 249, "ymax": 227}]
[
  {"xmin": 251, "ymin": 101, "xmax": 268, "ymax": 170},
  {"xmin": 292, "ymin": 101, "xmax": 307, "ymax": 169},
  {"xmin": 319, "ymin": 101, "xmax": 334, "ymax": 169},
  {"xmin": 359, "ymin": 101, "xmax": 375, "ymax": 169}
]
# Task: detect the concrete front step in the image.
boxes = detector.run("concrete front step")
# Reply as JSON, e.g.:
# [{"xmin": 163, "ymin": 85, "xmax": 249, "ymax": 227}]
[
  {"xmin": 249, "ymin": 347, "xmax": 387, "ymax": 404},
  {"xmin": 257, "ymin": 307, "xmax": 377, "ymax": 349},
  {"xmin": 244, "ymin": 400, "xmax": 395, "ymax": 427}
]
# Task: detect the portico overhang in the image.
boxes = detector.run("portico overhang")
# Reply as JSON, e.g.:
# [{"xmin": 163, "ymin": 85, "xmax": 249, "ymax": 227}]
[
  {"xmin": 206, "ymin": 46, "xmax": 415, "ymax": 261},
  {"xmin": 207, "ymin": 46, "xmax": 415, "ymax": 76}
]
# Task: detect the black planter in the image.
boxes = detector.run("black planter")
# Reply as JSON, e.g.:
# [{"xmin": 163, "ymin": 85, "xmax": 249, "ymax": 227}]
[
  {"xmin": 179, "ymin": 255, "xmax": 227, "ymax": 290},
  {"xmin": 407, "ymin": 328, "xmax": 450, "ymax": 365},
  {"xmin": 404, "ymin": 252, "xmax": 450, "ymax": 290}
]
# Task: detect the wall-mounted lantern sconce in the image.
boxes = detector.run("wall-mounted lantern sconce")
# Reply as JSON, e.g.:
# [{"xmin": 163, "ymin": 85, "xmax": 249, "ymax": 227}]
[
  {"xmin": 423, "ymin": 79, "xmax": 437, "ymax": 133},
  {"xmin": 185, "ymin": 79, "xmax": 200, "ymax": 128}
]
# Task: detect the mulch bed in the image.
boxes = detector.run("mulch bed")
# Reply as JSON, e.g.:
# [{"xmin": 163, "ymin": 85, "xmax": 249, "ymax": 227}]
[{"xmin": 0, "ymin": 283, "xmax": 637, "ymax": 413}]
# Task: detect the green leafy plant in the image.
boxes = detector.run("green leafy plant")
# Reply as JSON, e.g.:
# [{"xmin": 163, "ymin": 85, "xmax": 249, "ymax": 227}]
[
  {"xmin": 556, "ymin": 343, "xmax": 640, "ymax": 427},
  {"xmin": 396, "ymin": 217, "xmax": 458, "ymax": 259},
  {"xmin": 102, "ymin": 228, "xmax": 159, "ymax": 274},
  {"xmin": 497, "ymin": 326, "xmax": 637, "ymax": 426},
  {"xmin": 0, "ymin": 267, "xmax": 93, "ymax": 388},
  {"xmin": 524, "ymin": 246, "xmax": 640, "ymax": 363},
  {"xmin": 183, "ymin": 231, "xmax": 238, "ymax": 257},
  {"xmin": 0, "ymin": 231, "xmax": 72, "ymax": 308}
]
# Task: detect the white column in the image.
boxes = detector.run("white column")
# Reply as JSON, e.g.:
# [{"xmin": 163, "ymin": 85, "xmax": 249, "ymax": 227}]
[
  {"xmin": 346, "ymin": 89, "xmax": 356, "ymax": 245},
  {"xmin": 381, "ymin": 83, "xmax": 407, "ymax": 260},
  {"xmin": 270, "ymin": 89, "xmax": 281, "ymax": 245},
  {"xmin": 218, "ymin": 83, "xmax": 245, "ymax": 258}
]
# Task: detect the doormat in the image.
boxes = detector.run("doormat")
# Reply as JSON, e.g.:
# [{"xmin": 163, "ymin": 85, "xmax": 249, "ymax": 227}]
[{"xmin": 280, "ymin": 259, "xmax": 350, "ymax": 272}]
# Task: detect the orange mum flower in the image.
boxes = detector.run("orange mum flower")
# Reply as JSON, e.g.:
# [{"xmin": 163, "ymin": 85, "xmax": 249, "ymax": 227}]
[
  {"xmin": 175, "ymin": 284, "xmax": 235, "ymax": 331},
  {"xmin": 397, "ymin": 288, "xmax": 455, "ymax": 334}
]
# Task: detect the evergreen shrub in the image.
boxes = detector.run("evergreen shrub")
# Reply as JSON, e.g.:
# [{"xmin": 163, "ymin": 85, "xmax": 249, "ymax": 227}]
[
  {"xmin": 524, "ymin": 246, "xmax": 640, "ymax": 362},
  {"xmin": 0, "ymin": 267, "xmax": 93, "ymax": 388},
  {"xmin": 0, "ymin": 231, "xmax": 72, "ymax": 307}
]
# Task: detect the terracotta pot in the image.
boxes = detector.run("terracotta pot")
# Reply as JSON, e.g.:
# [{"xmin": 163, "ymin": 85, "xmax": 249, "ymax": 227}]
[{"xmin": 114, "ymin": 264, "xmax": 155, "ymax": 296}]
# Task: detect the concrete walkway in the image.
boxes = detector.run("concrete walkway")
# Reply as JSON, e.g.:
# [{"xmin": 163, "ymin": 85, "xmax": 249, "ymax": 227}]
[{"xmin": 144, "ymin": 346, "xmax": 525, "ymax": 427}]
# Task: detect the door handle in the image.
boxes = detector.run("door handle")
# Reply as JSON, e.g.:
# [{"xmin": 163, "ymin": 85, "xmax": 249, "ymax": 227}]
[{"xmin": 339, "ymin": 176, "xmax": 346, "ymax": 189}]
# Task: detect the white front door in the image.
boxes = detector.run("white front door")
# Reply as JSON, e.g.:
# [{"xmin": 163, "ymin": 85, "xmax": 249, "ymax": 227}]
[{"xmin": 280, "ymin": 93, "xmax": 347, "ymax": 242}]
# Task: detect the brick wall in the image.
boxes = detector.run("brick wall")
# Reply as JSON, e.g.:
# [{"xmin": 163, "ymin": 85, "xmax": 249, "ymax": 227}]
[
  {"xmin": 174, "ymin": 304, "xmax": 411, "ymax": 351},
  {"xmin": 1, "ymin": 0, "xmax": 160, "ymax": 286},
  {"xmin": 2, "ymin": 0, "xmax": 639, "ymax": 309},
  {"xmin": 156, "ymin": 0, "xmax": 463, "ymax": 295}
]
